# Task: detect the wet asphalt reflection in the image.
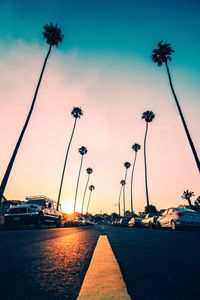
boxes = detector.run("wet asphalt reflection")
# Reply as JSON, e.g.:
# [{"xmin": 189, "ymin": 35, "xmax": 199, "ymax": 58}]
[{"xmin": 0, "ymin": 227, "xmax": 99, "ymax": 300}]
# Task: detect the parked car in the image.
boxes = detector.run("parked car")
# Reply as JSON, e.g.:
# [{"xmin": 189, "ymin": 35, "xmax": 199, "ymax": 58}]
[
  {"xmin": 128, "ymin": 215, "xmax": 143, "ymax": 227},
  {"xmin": 4, "ymin": 196, "xmax": 62, "ymax": 229},
  {"xmin": 156, "ymin": 207, "xmax": 200, "ymax": 230},
  {"xmin": 120, "ymin": 217, "xmax": 131, "ymax": 227},
  {"xmin": 141, "ymin": 213, "xmax": 159, "ymax": 228}
]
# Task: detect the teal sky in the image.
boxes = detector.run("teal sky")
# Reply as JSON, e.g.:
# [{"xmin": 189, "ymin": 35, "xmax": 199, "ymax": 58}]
[{"xmin": 1, "ymin": 0, "xmax": 200, "ymax": 69}]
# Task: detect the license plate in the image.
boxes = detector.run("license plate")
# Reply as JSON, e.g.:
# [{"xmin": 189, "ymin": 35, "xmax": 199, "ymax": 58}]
[{"xmin": 13, "ymin": 216, "xmax": 20, "ymax": 221}]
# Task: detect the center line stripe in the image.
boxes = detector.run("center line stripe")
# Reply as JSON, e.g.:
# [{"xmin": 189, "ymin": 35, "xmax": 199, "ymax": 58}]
[{"xmin": 77, "ymin": 235, "xmax": 131, "ymax": 299}]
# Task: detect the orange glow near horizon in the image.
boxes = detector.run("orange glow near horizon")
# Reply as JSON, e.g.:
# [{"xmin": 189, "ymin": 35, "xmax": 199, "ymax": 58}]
[{"xmin": 61, "ymin": 199, "xmax": 82, "ymax": 214}]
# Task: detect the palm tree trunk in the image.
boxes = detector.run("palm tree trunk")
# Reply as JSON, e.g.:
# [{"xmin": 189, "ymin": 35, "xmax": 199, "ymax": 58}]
[
  {"xmin": 74, "ymin": 155, "xmax": 84, "ymax": 213},
  {"xmin": 165, "ymin": 62, "xmax": 200, "ymax": 173},
  {"xmin": 188, "ymin": 199, "xmax": 192, "ymax": 207},
  {"xmin": 57, "ymin": 118, "xmax": 77, "ymax": 210},
  {"xmin": 86, "ymin": 190, "xmax": 92, "ymax": 214},
  {"xmin": 118, "ymin": 185, "xmax": 123, "ymax": 217},
  {"xmin": 144, "ymin": 122, "xmax": 150, "ymax": 207},
  {"xmin": 123, "ymin": 169, "xmax": 128, "ymax": 216},
  {"xmin": 130, "ymin": 152, "xmax": 137, "ymax": 215},
  {"xmin": 81, "ymin": 174, "xmax": 90, "ymax": 214},
  {"xmin": 0, "ymin": 45, "xmax": 52, "ymax": 204}
]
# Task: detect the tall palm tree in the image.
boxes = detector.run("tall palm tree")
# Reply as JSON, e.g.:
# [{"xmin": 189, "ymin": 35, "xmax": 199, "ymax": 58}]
[
  {"xmin": 123, "ymin": 162, "xmax": 131, "ymax": 216},
  {"xmin": 181, "ymin": 190, "xmax": 195, "ymax": 206},
  {"xmin": 142, "ymin": 111, "xmax": 155, "ymax": 207},
  {"xmin": 119, "ymin": 180, "xmax": 125, "ymax": 217},
  {"xmin": 152, "ymin": 40, "xmax": 200, "ymax": 173},
  {"xmin": 57, "ymin": 107, "xmax": 83, "ymax": 210},
  {"xmin": 86, "ymin": 185, "xmax": 95, "ymax": 214},
  {"xmin": 74, "ymin": 146, "xmax": 88, "ymax": 213},
  {"xmin": 130, "ymin": 143, "xmax": 141, "ymax": 215},
  {"xmin": 0, "ymin": 23, "xmax": 64, "ymax": 204},
  {"xmin": 81, "ymin": 167, "xmax": 93, "ymax": 215}
]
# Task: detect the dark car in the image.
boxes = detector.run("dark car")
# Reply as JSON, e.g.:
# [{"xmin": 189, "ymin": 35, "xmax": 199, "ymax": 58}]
[
  {"xmin": 128, "ymin": 215, "xmax": 142, "ymax": 227},
  {"xmin": 119, "ymin": 217, "xmax": 131, "ymax": 227}
]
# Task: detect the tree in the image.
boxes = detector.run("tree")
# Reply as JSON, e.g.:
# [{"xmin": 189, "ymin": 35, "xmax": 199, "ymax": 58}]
[
  {"xmin": 142, "ymin": 110, "xmax": 155, "ymax": 207},
  {"xmin": 181, "ymin": 190, "xmax": 195, "ymax": 206},
  {"xmin": 195, "ymin": 195, "xmax": 200, "ymax": 206},
  {"xmin": 0, "ymin": 23, "xmax": 64, "ymax": 204},
  {"xmin": 130, "ymin": 143, "xmax": 141, "ymax": 215},
  {"xmin": 119, "ymin": 180, "xmax": 125, "ymax": 217},
  {"xmin": 152, "ymin": 40, "xmax": 200, "ymax": 173},
  {"xmin": 57, "ymin": 107, "xmax": 83, "ymax": 210},
  {"xmin": 144, "ymin": 204, "xmax": 157, "ymax": 214},
  {"xmin": 81, "ymin": 167, "xmax": 93, "ymax": 215},
  {"xmin": 123, "ymin": 162, "xmax": 131, "ymax": 216},
  {"xmin": 74, "ymin": 146, "xmax": 88, "ymax": 213},
  {"xmin": 86, "ymin": 185, "xmax": 95, "ymax": 214}
]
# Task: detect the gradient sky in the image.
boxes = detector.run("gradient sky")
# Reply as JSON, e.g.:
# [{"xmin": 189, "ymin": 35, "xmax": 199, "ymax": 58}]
[{"xmin": 0, "ymin": 0, "xmax": 199, "ymax": 214}]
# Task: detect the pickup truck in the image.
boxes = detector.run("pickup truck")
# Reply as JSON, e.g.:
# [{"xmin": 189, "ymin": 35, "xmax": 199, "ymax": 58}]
[{"xmin": 4, "ymin": 196, "xmax": 62, "ymax": 229}]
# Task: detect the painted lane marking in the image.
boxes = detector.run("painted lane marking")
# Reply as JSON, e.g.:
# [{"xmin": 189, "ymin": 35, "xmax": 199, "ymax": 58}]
[{"xmin": 77, "ymin": 235, "xmax": 131, "ymax": 299}]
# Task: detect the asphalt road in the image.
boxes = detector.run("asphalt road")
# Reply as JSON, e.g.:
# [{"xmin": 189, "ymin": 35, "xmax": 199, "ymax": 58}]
[
  {"xmin": 105, "ymin": 226, "xmax": 200, "ymax": 300},
  {"xmin": 0, "ymin": 225, "xmax": 200, "ymax": 300}
]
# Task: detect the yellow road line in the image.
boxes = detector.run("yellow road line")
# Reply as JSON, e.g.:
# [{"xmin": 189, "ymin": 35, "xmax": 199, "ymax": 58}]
[{"xmin": 77, "ymin": 235, "xmax": 131, "ymax": 300}]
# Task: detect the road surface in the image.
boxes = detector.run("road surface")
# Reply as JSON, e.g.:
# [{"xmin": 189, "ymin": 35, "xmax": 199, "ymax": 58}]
[{"xmin": 0, "ymin": 225, "xmax": 199, "ymax": 300}]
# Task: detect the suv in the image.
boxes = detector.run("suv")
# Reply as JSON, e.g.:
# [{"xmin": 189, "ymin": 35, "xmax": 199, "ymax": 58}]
[{"xmin": 4, "ymin": 196, "xmax": 62, "ymax": 229}]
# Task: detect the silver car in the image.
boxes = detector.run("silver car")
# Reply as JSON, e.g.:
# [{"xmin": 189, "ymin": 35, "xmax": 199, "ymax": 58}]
[{"xmin": 156, "ymin": 207, "xmax": 200, "ymax": 230}]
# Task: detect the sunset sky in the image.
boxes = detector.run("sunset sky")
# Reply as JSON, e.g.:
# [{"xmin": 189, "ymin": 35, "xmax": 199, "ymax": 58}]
[{"xmin": 0, "ymin": 0, "xmax": 199, "ymax": 214}]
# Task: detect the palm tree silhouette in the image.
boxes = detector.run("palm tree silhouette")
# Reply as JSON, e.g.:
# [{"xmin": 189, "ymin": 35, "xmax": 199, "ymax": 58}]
[
  {"xmin": 152, "ymin": 40, "xmax": 200, "ymax": 173},
  {"xmin": 142, "ymin": 111, "xmax": 155, "ymax": 207},
  {"xmin": 123, "ymin": 162, "xmax": 131, "ymax": 216},
  {"xmin": 130, "ymin": 143, "xmax": 141, "ymax": 215},
  {"xmin": 57, "ymin": 107, "xmax": 83, "ymax": 210},
  {"xmin": 0, "ymin": 23, "xmax": 64, "ymax": 204},
  {"xmin": 119, "ymin": 180, "xmax": 125, "ymax": 217},
  {"xmin": 74, "ymin": 146, "xmax": 88, "ymax": 213},
  {"xmin": 182, "ymin": 190, "xmax": 195, "ymax": 206},
  {"xmin": 86, "ymin": 185, "xmax": 95, "ymax": 214},
  {"xmin": 81, "ymin": 167, "xmax": 93, "ymax": 215}
]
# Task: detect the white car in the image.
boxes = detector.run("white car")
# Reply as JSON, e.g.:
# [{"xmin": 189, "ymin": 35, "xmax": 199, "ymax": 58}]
[{"xmin": 156, "ymin": 208, "xmax": 200, "ymax": 230}]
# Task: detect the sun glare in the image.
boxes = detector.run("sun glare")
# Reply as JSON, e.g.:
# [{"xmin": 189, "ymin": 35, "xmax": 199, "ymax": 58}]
[{"xmin": 61, "ymin": 200, "xmax": 82, "ymax": 214}]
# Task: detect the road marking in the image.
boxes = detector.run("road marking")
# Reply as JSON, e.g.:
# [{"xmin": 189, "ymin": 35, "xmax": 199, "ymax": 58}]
[{"xmin": 77, "ymin": 235, "xmax": 131, "ymax": 299}]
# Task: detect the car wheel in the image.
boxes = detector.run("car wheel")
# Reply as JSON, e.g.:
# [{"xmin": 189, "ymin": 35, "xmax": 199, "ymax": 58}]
[
  {"xmin": 149, "ymin": 222, "xmax": 153, "ymax": 229},
  {"xmin": 35, "ymin": 214, "xmax": 43, "ymax": 229},
  {"xmin": 156, "ymin": 221, "xmax": 161, "ymax": 229},
  {"xmin": 55, "ymin": 217, "xmax": 61, "ymax": 228},
  {"xmin": 171, "ymin": 220, "xmax": 176, "ymax": 231}
]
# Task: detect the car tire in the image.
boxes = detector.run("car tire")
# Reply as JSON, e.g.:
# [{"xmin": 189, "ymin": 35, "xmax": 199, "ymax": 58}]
[
  {"xmin": 156, "ymin": 221, "xmax": 161, "ymax": 229},
  {"xmin": 171, "ymin": 220, "xmax": 176, "ymax": 231},
  {"xmin": 35, "ymin": 214, "xmax": 43, "ymax": 229},
  {"xmin": 55, "ymin": 217, "xmax": 61, "ymax": 228}
]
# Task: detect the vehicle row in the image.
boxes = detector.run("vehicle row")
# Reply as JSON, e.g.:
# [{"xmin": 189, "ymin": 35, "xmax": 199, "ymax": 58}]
[{"xmin": 112, "ymin": 208, "xmax": 200, "ymax": 231}]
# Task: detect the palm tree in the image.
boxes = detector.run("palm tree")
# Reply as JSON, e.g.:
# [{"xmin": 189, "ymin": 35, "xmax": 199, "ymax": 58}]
[
  {"xmin": 119, "ymin": 180, "xmax": 125, "ymax": 217},
  {"xmin": 81, "ymin": 167, "xmax": 93, "ymax": 215},
  {"xmin": 142, "ymin": 110, "xmax": 155, "ymax": 207},
  {"xmin": 57, "ymin": 107, "xmax": 83, "ymax": 210},
  {"xmin": 0, "ymin": 23, "xmax": 64, "ymax": 204},
  {"xmin": 181, "ymin": 190, "xmax": 195, "ymax": 206},
  {"xmin": 130, "ymin": 143, "xmax": 141, "ymax": 215},
  {"xmin": 123, "ymin": 162, "xmax": 131, "ymax": 216},
  {"xmin": 86, "ymin": 185, "xmax": 95, "ymax": 214},
  {"xmin": 152, "ymin": 40, "xmax": 200, "ymax": 173},
  {"xmin": 74, "ymin": 146, "xmax": 88, "ymax": 213}
]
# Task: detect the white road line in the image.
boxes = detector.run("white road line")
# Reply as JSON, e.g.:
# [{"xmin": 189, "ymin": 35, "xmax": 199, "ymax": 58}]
[{"xmin": 77, "ymin": 235, "xmax": 131, "ymax": 299}]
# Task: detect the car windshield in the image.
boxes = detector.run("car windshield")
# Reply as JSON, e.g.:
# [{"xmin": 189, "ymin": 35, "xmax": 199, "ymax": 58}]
[
  {"xmin": 26, "ymin": 200, "xmax": 46, "ymax": 206},
  {"xmin": 175, "ymin": 208, "xmax": 196, "ymax": 213}
]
